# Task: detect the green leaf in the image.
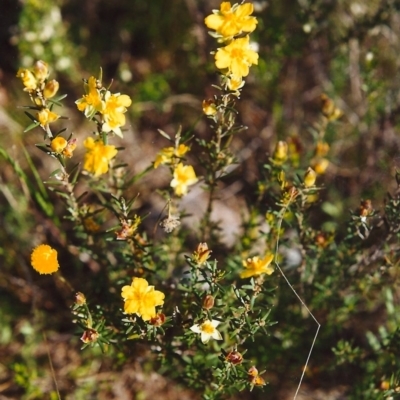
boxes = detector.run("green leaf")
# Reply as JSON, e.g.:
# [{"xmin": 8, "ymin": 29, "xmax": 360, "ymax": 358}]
[{"xmin": 24, "ymin": 121, "xmax": 40, "ymax": 132}]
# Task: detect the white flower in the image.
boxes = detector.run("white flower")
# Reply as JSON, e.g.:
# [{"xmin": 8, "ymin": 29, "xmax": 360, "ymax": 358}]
[{"xmin": 190, "ymin": 319, "xmax": 222, "ymax": 344}]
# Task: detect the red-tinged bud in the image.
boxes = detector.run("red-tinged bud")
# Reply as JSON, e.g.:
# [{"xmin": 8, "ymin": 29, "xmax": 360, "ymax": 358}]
[
  {"xmin": 202, "ymin": 294, "xmax": 215, "ymax": 310},
  {"xmin": 149, "ymin": 313, "xmax": 166, "ymax": 326},
  {"xmin": 80, "ymin": 328, "xmax": 99, "ymax": 343},
  {"xmin": 226, "ymin": 350, "xmax": 243, "ymax": 365}
]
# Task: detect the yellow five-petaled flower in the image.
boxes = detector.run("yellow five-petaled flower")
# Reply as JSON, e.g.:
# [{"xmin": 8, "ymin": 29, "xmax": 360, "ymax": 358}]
[
  {"xmin": 170, "ymin": 163, "xmax": 198, "ymax": 196},
  {"xmin": 37, "ymin": 108, "xmax": 59, "ymax": 126},
  {"xmin": 205, "ymin": 2, "xmax": 257, "ymax": 38},
  {"xmin": 83, "ymin": 137, "xmax": 118, "ymax": 177},
  {"xmin": 121, "ymin": 277, "xmax": 165, "ymax": 321},
  {"xmin": 215, "ymin": 36, "xmax": 258, "ymax": 78},
  {"xmin": 101, "ymin": 91, "xmax": 132, "ymax": 137},
  {"xmin": 75, "ymin": 76, "xmax": 103, "ymax": 118},
  {"xmin": 240, "ymin": 253, "xmax": 274, "ymax": 278}
]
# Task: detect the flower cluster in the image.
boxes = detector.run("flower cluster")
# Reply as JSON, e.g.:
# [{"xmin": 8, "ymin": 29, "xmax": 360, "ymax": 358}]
[
  {"xmin": 50, "ymin": 137, "xmax": 77, "ymax": 158},
  {"xmin": 17, "ymin": 60, "xmax": 78, "ymax": 159},
  {"xmin": 17, "ymin": 61, "xmax": 61, "ymax": 127},
  {"xmin": 20, "ymin": 4, "xmax": 274, "ymax": 397},
  {"xmin": 154, "ymin": 140, "xmax": 198, "ymax": 197},
  {"xmin": 247, "ymin": 366, "xmax": 266, "ymax": 387},
  {"xmin": 205, "ymin": 2, "xmax": 258, "ymax": 91},
  {"xmin": 76, "ymin": 75, "xmax": 132, "ymax": 138},
  {"xmin": 76, "ymin": 74, "xmax": 132, "ymax": 176}
]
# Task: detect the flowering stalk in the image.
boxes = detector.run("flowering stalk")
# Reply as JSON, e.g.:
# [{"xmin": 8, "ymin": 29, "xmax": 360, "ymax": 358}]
[{"xmin": 200, "ymin": 2, "xmax": 258, "ymax": 241}]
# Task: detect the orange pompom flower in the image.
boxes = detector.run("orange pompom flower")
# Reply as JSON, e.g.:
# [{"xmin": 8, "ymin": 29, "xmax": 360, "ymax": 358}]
[{"xmin": 31, "ymin": 244, "xmax": 60, "ymax": 274}]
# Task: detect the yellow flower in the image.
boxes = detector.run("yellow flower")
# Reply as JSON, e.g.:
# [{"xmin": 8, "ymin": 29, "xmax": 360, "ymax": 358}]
[
  {"xmin": 83, "ymin": 137, "xmax": 118, "ymax": 177},
  {"xmin": 272, "ymin": 141, "xmax": 288, "ymax": 165},
  {"xmin": 154, "ymin": 147, "xmax": 174, "ymax": 168},
  {"xmin": 215, "ymin": 36, "xmax": 258, "ymax": 78},
  {"xmin": 240, "ymin": 254, "xmax": 274, "ymax": 278},
  {"xmin": 121, "ymin": 277, "xmax": 165, "ymax": 321},
  {"xmin": 202, "ymin": 99, "xmax": 217, "ymax": 116},
  {"xmin": 76, "ymin": 76, "xmax": 103, "ymax": 118},
  {"xmin": 321, "ymin": 93, "xmax": 342, "ymax": 121},
  {"xmin": 37, "ymin": 108, "xmax": 59, "ymax": 126},
  {"xmin": 101, "ymin": 91, "xmax": 132, "ymax": 137},
  {"xmin": 16, "ymin": 68, "xmax": 37, "ymax": 91},
  {"xmin": 205, "ymin": 2, "xmax": 257, "ymax": 38},
  {"xmin": 154, "ymin": 144, "xmax": 190, "ymax": 168},
  {"xmin": 51, "ymin": 137, "xmax": 68, "ymax": 153},
  {"xmin": 190, "ymin": 319, "xmax": 222, "ymax": 344},
  {"xmin": 170, "ymin": 163, "xmax": 198, "ymax": 196},
  {"xmin": 226, "ymin": 75, "xmax": 244, "ymax": 91},
  {"xmin": 31, "ymin": 244, "xmax": 59, "ymax": 274},
  {"xmin": 192, "ymin": 242, "xmax": 212, "ymax": 265},
  {"xmin": 75, "ymin": 292, "xmax": 86, "ymax": 305}
]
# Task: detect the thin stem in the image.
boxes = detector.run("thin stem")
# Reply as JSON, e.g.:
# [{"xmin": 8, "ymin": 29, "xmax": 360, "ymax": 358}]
[{"xmin": 274, "ymin": 201, "xmax": 321, "ymax": 400}]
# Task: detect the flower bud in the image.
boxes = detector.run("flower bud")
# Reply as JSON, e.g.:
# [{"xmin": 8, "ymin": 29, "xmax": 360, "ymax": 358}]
[
  {"xmin": 277, "ymin": 170, "xmax": 286, "ymax": 188},
  {"xmin": 248, "ymin": 366, "xmax": 259, "ymax": 377},
  {"xmin": 226, "ymin": 350, "xmax": 243, "ymax": 365},
  {"xmin": 63, "ymin": 138, "xmax": 78, "ymax": 158},
  {"xmin": 315, "ymin": 232, "xmax": 327, "ymax": 248},
  {"xmin": 33, "ymin": 60, "xmax": 49, "ymax": 83},
  {"xmin": 34, "ymin": 97, "xmax": 45, "ymax": 107},
  {"xmin": 192, "ymin": 242, "xmax": 212, "ymax": 265},
  {"xmin": 75, "ymin": 292, "xmax": 86, "ymax": 305},
  {"xmin": 202, "ymin": 294, "xmax": 215, "ymax": 310},
  {"xmin": 51, "ymin": 137, "xmax": 68, "ymax": 153},
  {"xmin": 202, "ymin": 99, "xmax": 217, "ymax": 116},
  {"xmin": 380, "ymin": 381, "xmax": 390, "ymax": 390},
  {"xmin": 321, "ymin": 93, "xmax": 342, "ymax": 121},
  {"xmin": 80, "ymin": 328, "xmax": 99, "ymax": 343},
  {"xmin": 149, "ymin": 313, "xmax": 166, "ymax": 326},
  {"xmin": 303, "ymin": 167, "xmax": 317, "ymax": 187},
  {"xmin": 273, "ymin": 141, "xmax": 288, "ymax": 164},
  {"xmin": 315, "ymin": 141, "xmax": 329, "ymax": 157},
  {"xmin": 43, "ymin": 79, "xmax": 59, "ymax": 99},
  {"xmin": 359, "ymin": 199, "xmax": 372, "ymax": 217},
  {"xmin": 313, "ymin": 158, "xmax": 329, "ymax": 174}
]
